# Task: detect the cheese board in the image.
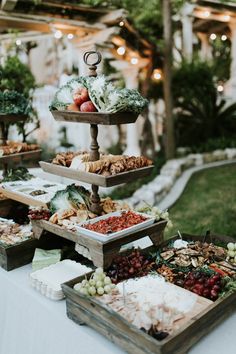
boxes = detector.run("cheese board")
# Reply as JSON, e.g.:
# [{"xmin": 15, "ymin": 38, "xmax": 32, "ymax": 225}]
[{"xmin": 62, "ymin": 233, "xmax": 236, "ymax": 354}]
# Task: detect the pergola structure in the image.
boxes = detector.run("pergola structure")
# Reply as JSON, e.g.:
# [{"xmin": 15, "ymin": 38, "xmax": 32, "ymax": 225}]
[
  {"xmin": 180, "ymin": 0, "xmax": 236, "ymax": 99},
  {"xmin": 0, "ymin": 0, "xmax": 154, "ymax": 155}
]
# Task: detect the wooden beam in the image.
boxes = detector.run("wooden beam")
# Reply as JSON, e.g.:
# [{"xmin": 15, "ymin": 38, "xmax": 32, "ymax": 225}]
[
  {"xmin": 1, "ymin": 0, "xmax": 18, "ymax": 11},
  {"xmin": 0, "ymin": 10, "xmax": 105, "ymax": 33},
  {"xmin": 100, "ymin": 9, "xmax": 127, "ymax": 25}
]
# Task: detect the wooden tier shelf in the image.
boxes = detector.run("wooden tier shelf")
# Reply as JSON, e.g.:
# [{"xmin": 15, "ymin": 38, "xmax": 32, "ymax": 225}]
[
  {"xmin": 40, "ymin": 161, "xmax": 153, "ymax": 187},
  {"xmin": 0, "ymin": 150, "xmax": 41, "ymax": 163},
  {"xmin": 0, "ymin": 114, "xmax": 28, "ymax": 124},
  {"xmin": 51, "ymin": 110, "xmax": 139, "ymax": 125},
  {"xmin": 31, "ymin": 219, "xmax": 167, "ymax": 268},
  {"xmin": 62, "ymin": 233, "xmax": 236, "ymax": 354}
]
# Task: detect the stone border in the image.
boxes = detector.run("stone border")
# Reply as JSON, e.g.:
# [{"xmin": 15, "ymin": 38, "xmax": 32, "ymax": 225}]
[{"xmin": 125, "ymin": 148, "xmax": 236, "ymax": 208}]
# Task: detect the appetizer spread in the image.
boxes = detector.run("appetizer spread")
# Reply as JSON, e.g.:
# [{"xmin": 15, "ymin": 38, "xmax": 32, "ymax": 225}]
[
  {"xmin": 1, "ymin": 177, "xmax": 66, "ymax": 205},
  {"xmin": 81, "ymin": 211, "xmax": 148, "ymax": 235},
  {"xmin": 0, "ymin": 217, "xmax": 33, "ymax": 246},
  {"xmin": 0, "ymin": 141, "xmax": 39, "ymax": 156},
  {"xmin": 52, "ymin": 151, "xmax": 152, "ymax": 176}
]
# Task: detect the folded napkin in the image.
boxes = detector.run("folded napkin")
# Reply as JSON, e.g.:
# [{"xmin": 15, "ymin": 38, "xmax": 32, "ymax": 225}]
[{"xmin": 32, "ymin": 248, "xmax": 61, "ymax": 271}]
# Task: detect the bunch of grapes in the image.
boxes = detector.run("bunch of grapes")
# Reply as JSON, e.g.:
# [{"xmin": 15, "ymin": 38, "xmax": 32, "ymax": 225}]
[
  {"xmin": 74, "ymin": 268, "xmax": 116, "ymax": 296},
  {"xmin": 28, "ymin": 208, "xmax": 51, "ymax": 220},
  {"xmin": 107, "ymin": 250, "xmax": 153, "ymax": 283},
  {"xmin": 226, "ymin": 242, "xmax": 236, "ymax": 264},
  {"xmin": 183, "ymin": 271, "xmax": 223, "ymax": 300}
]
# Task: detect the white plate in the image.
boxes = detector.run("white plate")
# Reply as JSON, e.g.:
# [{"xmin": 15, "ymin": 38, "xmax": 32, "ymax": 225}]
[{"xmin": 75, "ymin": 211, "xmax": 155, "ymax": 242}]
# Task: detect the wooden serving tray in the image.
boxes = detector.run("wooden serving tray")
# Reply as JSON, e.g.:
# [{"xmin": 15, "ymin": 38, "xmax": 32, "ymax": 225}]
[
  {"xmin": 0, "ymin": 114, "xmax": 28, "ymax": 124},
  {"xmin": 0, "ymin": 149, "xmax": 41, "ymax": 163},
  {"xmin": 40, "ymin": 161, "xmax": 153, "ymax": 187},
  {"xmin": 31, "ymin": 219, "xmax": 167, "ymax": 268},
  {"xmin": 62, "ymin": 233, "xmax": 236, "ymax": 354},
  {"xmin": 0, "ymin": 186, "xmax": 49, "ymax": 209},
  {"xmin": 51, "ymin": 110, "xmax": 139, "ymax": 125}
]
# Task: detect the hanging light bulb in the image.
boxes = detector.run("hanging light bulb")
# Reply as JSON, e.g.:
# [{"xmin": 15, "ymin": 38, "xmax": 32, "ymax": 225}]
[
  {"xmin": 119, "ymin": 21, "xmax": 124, "ymax": 27},
  {"xmin": 217, "ymin": 85, "xmax": 224, "ymax": 92},
  {"xmin": 203, "ymin": 11, "xmax": 210, "ymax": 18},
  {"xmin": 131, "ymin": 57, "xmax": 138, "ymax": 65},
  {"xmin": 210, "ymin": 33, "xmax": 217, "ymax": 40},
  {"xmin": 67, "ymin": 33, "xmax": 74, "ymax": 40},
  {"xmin": 221, "ymin": 34, "xmax": 227, "ymax": 41},
  {"xmin": 153, "ymin": 69, "xmax": 162, "ymax": 81},
  {"xmin": 117, "ymin": 46, "xmax": 126, "ymax": 55},
  {"xmin": 16, "ymin": 39, "xmax": 22, "ymax": 46},
  {"xmin": 54, "ymin": 30, "xmax": 62, "ymax": 39}
]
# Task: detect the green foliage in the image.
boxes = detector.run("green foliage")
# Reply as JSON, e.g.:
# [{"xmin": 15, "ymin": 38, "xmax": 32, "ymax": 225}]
[
  {"xmin": 0, "ymin": 91, "xmax": 30, "ymax": 115},
  {"xmin": 211, "ymin": 37, "xmax": 231, "ymax": 81},
  {"xmin": 0, "ymin": 56, "xmax": 36, "ymax": 97},
  {"xmin": 172, "ymin": 60, "xmax": 236, "ymax": 148},
  {"xmin": 165, "ymin": 164, "xmax": 236, "ymax": 238},
  {"xmin": 0, "ymin": 56, "xmax": 39, "ymax": 142}
]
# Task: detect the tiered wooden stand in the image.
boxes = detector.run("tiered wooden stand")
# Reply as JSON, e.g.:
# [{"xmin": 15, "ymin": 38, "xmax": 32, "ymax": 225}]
[
  {"xmin": 34, "ymin": 50, "xmax": 159, "ymax": 267},
  {"xmin": 62, "ymin": 233, "xmax": 236, "ymax": 354}
]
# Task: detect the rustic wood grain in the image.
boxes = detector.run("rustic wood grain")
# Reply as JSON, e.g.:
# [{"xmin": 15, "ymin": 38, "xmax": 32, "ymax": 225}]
[
  {"xmin": 51, "ymin": 110, "xmax": 139, "ymax": 125},
  {"xmin": 39, "ymin": 161, "xmax": 154, "ymax": 187},
  {"xmin": 0, "ymin": 114, "xmax": 28, "ymax": 123},
  {"xmin": 31, "ymin": 219, "xmax": 167, "ymax": 268},
  {"xmin": 0, "ymin": 149, "xmax": 41, "ymax": 163}
]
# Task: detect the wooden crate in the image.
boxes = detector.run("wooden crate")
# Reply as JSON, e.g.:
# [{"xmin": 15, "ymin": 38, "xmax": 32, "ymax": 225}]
[
  {"xmin": 31, "ymin": 219, "xmax": 167, "ymax": 268},
  {"xmin": 62, "ymin": 233, "xmax": 236, "ymax": 354},
  {"xmin": 0, "ymin": 186, "xmax": 49, "ymax": 209},
  {"xmin": 51, "ymin": 110, "xmax": 139, "ymax": 125},
  {"xmin": 39, "ymin": 161, "xmax": 153, "ymax": 187},
  {"xmin": 0, "ymin": 231, "xmax": 73, "ymax": 271}
]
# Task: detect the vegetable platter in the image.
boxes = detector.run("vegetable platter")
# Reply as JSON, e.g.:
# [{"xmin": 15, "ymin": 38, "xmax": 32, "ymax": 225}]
[
  {"xmin": 40, "ymin": 161, "xmax": 153, "ymax": 187},
  {"xmin": 62, "ymin": 233, "xmax": 236, "ymax": 354}
]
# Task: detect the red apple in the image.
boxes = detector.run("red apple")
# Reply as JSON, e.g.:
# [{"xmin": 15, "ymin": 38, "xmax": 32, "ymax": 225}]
[
  {"xmin": 80, "ymin": 100, "xmax": 97, "ymax": 112},
  {"xmin": 73, "ymin": 87, "xmax": 89, "ymax": 106},
  {"xmin": 67, "ymin": 103, "xmax": 79, "ymax": 111}
]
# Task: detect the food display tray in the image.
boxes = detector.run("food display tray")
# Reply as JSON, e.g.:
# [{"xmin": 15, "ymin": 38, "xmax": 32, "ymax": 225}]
[
  {"xmin": 0, "ymin": 114, "xmax": 28, "ymax": 123},
  {"xmin": 39, "ymin": 161, "xmax": 153, "ymax": 187},
  {"xmin": 0, "ymin": 232, "xmax": 68, "ymax": 271},
  {"xmin": 0, "ymin": 149, "xmax": 41, "ymax": 163},
  {"xmin": 31, "ymin": 219, "xmax": 167, "ymax": 268},
  {"xmin": 51, "ymin": 110, "xmax": 139, "ymax": 125},
  {"xmin": 0, "ymin": 178, "xmax": 66, "ymax": 209},
  {"xmin": 62, "ymin": 233, "xmax": 236, "ymax": 354},
  {"xmin": 75, "ymin": 211, "xmax": 155, "ymax": 242}
]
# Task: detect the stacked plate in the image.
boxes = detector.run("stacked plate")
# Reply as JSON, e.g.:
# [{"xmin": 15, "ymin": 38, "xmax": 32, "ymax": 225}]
[{"xmin": 30, "ymin": 260, "xmax": 92, "ymax": 300}]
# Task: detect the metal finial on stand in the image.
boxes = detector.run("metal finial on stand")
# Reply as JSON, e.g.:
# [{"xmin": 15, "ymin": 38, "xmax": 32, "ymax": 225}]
[{"xmin": 83, "ymin": 50, "xmax": 102, "ymax": 214}]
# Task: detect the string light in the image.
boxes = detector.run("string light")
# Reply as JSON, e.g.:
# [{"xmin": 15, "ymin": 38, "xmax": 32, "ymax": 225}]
[
  {"xmin": 117, "ymin": 46, "xmax": 126, "ymax": 55},
  {"xmin": 54, "ymin": 30, "xmax": 62, "ymax": 39},
  {"xmin": 210, "ymin": 33, "xmax": 217, "ymax": 40},
  {"xmin": 203, "ymin": 11, "xmax": 210, "ymax": 18},
  {"xmin": 67, "ymin": 33, "xmax": 74, "ymax": 40},
  {"xmin": 217, "ymin": 85, "xmax": 224, "ymax": 92},
  {"xmin": 119, "ymin": 21, "xmax": 124, "ymax": 27},
  {"xmin": 223, "ymin": 15, "xmax": 230, "ymax": 22},
  {"xmin": 131, "ymin": 57, "xmax": 138, "ymax": 65},
  {"xmin": 15, "ymin": 39, "xmax": 21, "ymax": 46},
  {"xmin": 153, "ymin": 69, "xmax": 162, "ymax": 81},
  {"xmin": 221, "ymin": 34, "xmax": 227, "ymax": 41}
]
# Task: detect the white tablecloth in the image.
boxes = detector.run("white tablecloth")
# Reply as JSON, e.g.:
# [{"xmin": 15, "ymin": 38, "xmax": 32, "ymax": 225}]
[{"xmin": 0, "ymin": 264, "xmax": 236, "ymax": 354}]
